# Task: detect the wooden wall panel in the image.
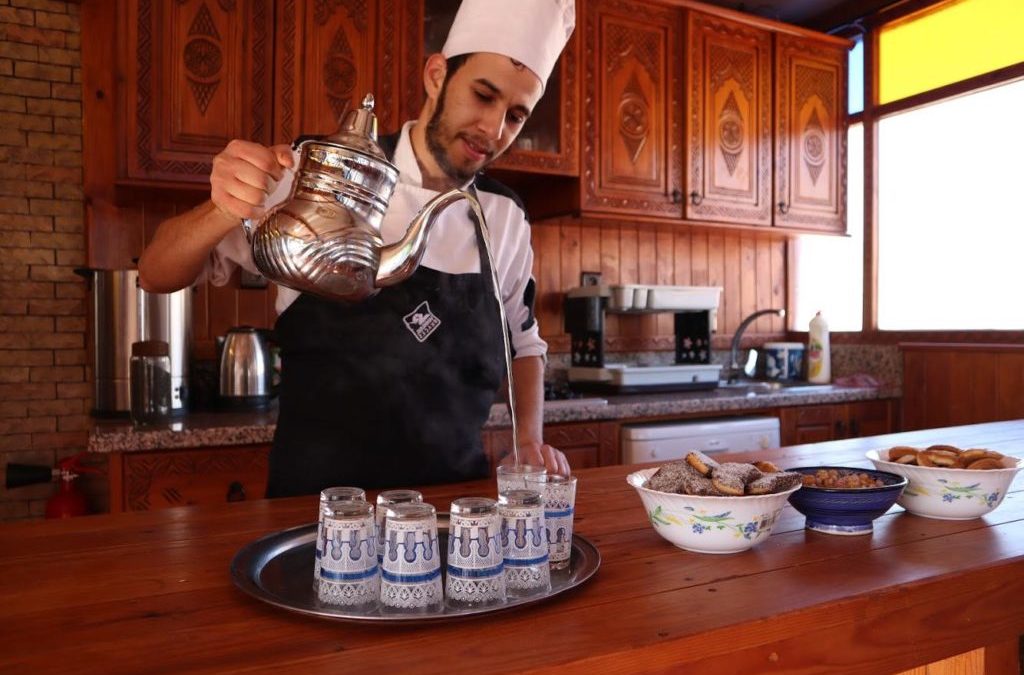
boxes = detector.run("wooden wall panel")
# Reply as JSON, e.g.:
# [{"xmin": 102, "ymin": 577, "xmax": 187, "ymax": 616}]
[{"xmin": 901, "ymin": 345, "xmax": 1024, "ymax": 431}]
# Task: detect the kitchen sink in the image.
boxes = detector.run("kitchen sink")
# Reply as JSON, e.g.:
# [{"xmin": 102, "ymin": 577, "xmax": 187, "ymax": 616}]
[{"xmin": 717, "ymin": 380, "xmax": 835, "ymax": 395}]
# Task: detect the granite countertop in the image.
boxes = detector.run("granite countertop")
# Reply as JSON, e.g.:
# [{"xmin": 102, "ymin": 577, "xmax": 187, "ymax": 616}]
[{"xmin": 87, "ymin": 384, "xmax": 899, "ymax": 453}]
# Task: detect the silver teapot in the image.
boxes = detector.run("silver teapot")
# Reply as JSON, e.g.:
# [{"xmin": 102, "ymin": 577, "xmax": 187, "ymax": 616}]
[{"xmin": 242, "ymin": 94, "xmax": 485, "ymax": 303}]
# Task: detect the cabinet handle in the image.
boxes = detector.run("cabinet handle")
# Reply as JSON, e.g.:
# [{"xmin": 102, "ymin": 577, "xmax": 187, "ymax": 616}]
[
  {"xmin": 850, "ymin": 419, "xmax": 860, "ymax": 437},
  {"xmin": 777, "ymin": 201, "xmax": 790, "ymax": 214},
  {"xmin": 689, "ymin": 191, "xmax": 703, "ymax": 206},
  {"xmin": 670, "ymin": 189, "xmax": 682, "ymax": 204},
  {"xmin": 226, "ymin": 480, "xmax": 246, "ymax": 502},
  {"xmin": 834, "ymin": 420, "xmax": 845, "ymax": 438}
]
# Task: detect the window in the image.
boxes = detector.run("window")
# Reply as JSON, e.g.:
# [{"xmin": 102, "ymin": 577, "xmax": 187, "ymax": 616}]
[
  {"xmin": 790, "ymin": 124, "xmax": 864, "ymax": 332},
  {"xmin": 848, "ymin": 35, "xmax": 864, "ymax": 115},
  {"xmin": 877, "ymin": 78, "xmax": 1024, "ymax": 330}
]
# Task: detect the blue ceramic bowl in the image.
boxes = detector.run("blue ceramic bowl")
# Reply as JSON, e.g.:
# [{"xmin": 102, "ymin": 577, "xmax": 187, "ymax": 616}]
[{"xmin": 787, "ymin": 466, "xmax": 907, "ymax": 536}]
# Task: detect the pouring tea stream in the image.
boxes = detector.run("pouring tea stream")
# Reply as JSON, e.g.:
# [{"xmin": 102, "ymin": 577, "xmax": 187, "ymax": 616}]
[{"xmin": 241, "ymin": 94, "xmax": 521, "ymax": 465}]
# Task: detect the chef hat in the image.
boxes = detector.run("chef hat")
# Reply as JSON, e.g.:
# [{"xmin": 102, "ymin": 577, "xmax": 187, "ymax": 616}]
[{"xmin": 441, "ymin": 0, "xmax": 576, "ymax": 89}]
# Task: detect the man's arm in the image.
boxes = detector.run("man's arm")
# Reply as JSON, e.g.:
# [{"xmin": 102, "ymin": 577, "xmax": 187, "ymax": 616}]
[
  {"xmin": 137, "ymin": 140, "xmax": 293, "ymax": 293},
  {"xmin": 511, "ymin": 355, "xmax": 571, "ymax": 476}
]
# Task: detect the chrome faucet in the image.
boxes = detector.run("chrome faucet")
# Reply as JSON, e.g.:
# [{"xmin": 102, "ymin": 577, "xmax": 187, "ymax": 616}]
[{"xmin": 726, "ymin": 308, "xmax": 786, "ymax": 383}]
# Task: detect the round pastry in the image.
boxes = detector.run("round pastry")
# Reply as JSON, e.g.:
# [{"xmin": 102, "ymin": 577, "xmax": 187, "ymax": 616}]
[
  {"xmin": 965, "ymin": 458, "xmax": 1003, "ymax": 470},
  {"xmin": 888, "ymin": 446, "xmax": 919, "ymax": 462},
  {"xmin": 754, "ymin": 461, "xmax": 782, "ymax": 473},
  {"xmin": 685, "ymin": 451, "xmax": 721, "ymax": 477},
  {"xmin": 920, "ymin": 449, "xmax": 958, "ymax": 467},
  {"xmin": 926, "ymin": 444, "xmax": 962, "ymax": 455}
]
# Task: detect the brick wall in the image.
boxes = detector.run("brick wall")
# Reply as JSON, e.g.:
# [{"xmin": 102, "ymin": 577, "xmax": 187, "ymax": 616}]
[{"xmin": 0, "ymin": 0, "xmax": 94, "ymax": 520}]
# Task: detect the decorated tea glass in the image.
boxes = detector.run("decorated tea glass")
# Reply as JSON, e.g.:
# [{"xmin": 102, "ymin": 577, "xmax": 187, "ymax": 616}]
[
  {"xmin": 316, "ymin": 500, "xmax": 379, "ymax": 610},
  {"xmin": 314, "ymin": 486, "xmax": 367, "ymax": 583},
  {"xmin": 379, "ymin": 502, "xmax": 443, "ymax": 614},
  {"xmin": 498, "ymin": 488, "xmax": 551, "ymax": 598},
  {"xmin": 526, "ymin": 474, "xmax": 578, "ymax": 570},
  {"xmin": 375, "ymin": 489, "xmax": 423, "ymax": 563},
  {"xmin": 446, "ymin": 497, "xmax": 505, "ymax": 609},
  {"xmin": 496, "ymin": 463, "xmax": 546, "ymax": 496}
]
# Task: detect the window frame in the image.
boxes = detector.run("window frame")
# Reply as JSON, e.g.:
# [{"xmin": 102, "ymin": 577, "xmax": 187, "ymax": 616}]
[{"xmin": 790, "ymin": 0, "xmax": 1024, "ymax": 344}]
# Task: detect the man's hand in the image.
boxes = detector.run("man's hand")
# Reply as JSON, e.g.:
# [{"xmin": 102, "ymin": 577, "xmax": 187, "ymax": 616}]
[
  {"xmin": 210, "ymin": 140, "xmax": 294, "ymax": 221},
  {"xmin": 515, "ymin": 441, "xmax": 571, "ymax": 477}
]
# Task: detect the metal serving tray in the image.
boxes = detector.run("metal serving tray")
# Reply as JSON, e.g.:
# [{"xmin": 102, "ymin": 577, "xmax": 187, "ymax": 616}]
[{"xmin": 231, "ymin": 514, "xmax": 601, "ymax": 623}]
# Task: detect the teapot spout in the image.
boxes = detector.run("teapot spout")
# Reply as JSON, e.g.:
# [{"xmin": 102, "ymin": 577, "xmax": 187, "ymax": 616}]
[{"xmin": 376, "ymin": 188, "xmax": 482, "ymax": 287}]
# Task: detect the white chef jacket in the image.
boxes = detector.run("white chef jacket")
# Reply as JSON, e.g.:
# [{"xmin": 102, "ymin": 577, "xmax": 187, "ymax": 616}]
[{"xmin": 203, "ymin": 122, "xmax": 547, "ymax": 359}]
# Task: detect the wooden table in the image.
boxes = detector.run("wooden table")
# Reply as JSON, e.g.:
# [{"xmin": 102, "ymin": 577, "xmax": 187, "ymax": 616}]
[{"xmin": 3, "ymin": 421, "xmax": 1024, "ymax": 674}]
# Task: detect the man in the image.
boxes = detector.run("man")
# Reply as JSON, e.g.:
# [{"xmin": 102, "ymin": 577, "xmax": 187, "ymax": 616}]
[{"xmin": 138, "ymin": 0, "xmax": 576, "ymax": 497}]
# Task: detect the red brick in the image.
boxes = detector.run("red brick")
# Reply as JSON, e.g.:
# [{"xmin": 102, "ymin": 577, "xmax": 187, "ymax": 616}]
[
  {"xmin": 0, "ymin": 23, "xmax": 65, "ymax": 48},
  {"xmin": 0, "ymin": 401, "xmax": 29, "ymax": 417},
  {"xmin": 52, "ymin": 348, "xmax": 85, "ymax": 365},
  {"xmin": 64, "ymin": 31, "xmax": 79, "ymax": 50},
  {"xmin": 54, "ymin": 316, "xmax": 85, "ymax": 332},
  {"xmin": 0, "ymin": 145, "xmax": 54, "ymax": 166},
  {"xmin": 0, "ymin": 75, "xmax": 49, "ymax": 98},
  {"xmin": 54, "ymin": 279, "xmax": 84, "ymax": 298},
  {"xmin": 27, "ymin": 131, "xmax": 79, "ymax": 150},
  {"xmin": 30, "ymin": 365, "xmax": 82, "ymax": 383},
  {"xmin": 0, "ymin": 367, "xmax": 29, "ymax": 383},
  {"xmin": 0, "ymin": 127, "xmax": 26, "ymax": 146},
  {"xmin": 0, "ymin": 196, "xmax": 29, "ymax": 213},
  {"xmin": 71, "ymin": 67, "xmax": 79, "ymax": 84},
  {"xmin": 0, "ymin": 416, "xmax": 56, "ymax": 434},
  {"xmin": 0, "ymin": 179, "xmax": 52, "ymax": 199},
  {"xmin": 50, "ymin": 82, "xmax": 80, "ymax": 101},
  {"xmin": 0, "ymin": 281, "xmax": 51, "ymax": 299},
  {"xmin": 0, "ymin": 300, "xmax": 28, "ymax": 315},
  {"xmin": 34, "ymin": 10, "xmax": 77, "ymax": 32},
  {"xmin": 57, "ymin": 414, "xmax": 88, "ymax": 432},
  {"xmin": 51, "ymin": 117, "xmax": 80, "ymax": 135},
  {"xmin": 28, "ymin": 298, "xmax": 81, "ymax": 315},
  {"xmin": 0, "ymin": 315, "xmax": 52, "ymax": 331},
  {"xmin": 0, "ymin": 162, "xmax": 25, "ymax": 181},
  {"xmin": 0, "ymin": 60, "xmax": 12, "ymax": 77},
  {"xmin": 0, "ymin": 112, "xmax": 53, "ymax": 133},
  {"xmin": 30, "ymin": 230, "xmax": 82, "ymax": 247},
  {"xmin": 30, "ymin": 265, "xmax": 78, "ymax": 282},
  {"xmin": 55, "ymin": 381, "xmax": 89, "ymax": 398},
  {"xmin": 25, "ymin": 98, "xmax": 78, "ymax": 118},
  {"xmin": 0, "ymin": 7, "xmax": 34, "ymax": 25},
  {"xmin": 0, "ymin": 382, "xmax": 54, "ymax": 400},
  {"xmin": 0, "ymin": 433, "xmax": 32, "ymax": 452},
  {"xmin": 52, "ymin": 150, "xmax": 81, "ymax": 167},
  {"xmin": 5, "ymin": 248, "xmax": 53, "ymax": 265},
  {"xmin": 27, "ymin": 398, "xmax": 84, "ymax": 416},
  {"xmin": 31, "ymin": 430, "xmax": 86, "ymax": 449},
  {"xmin": 55, "ymin": 251, "xmax": 84, "ymax": 268},
  {"xmin": 0, "ymin": 264, "xmax": 29, "ymax": 280},
  {"xmin": 23, "ymin": 164, "xmax": 80, "ymax": 182},
  {"xmin": 11, "ymin": 0, "xmax": 70, "ymax": 13},
  {"xmin": 0, "ymin": 94, "xmax": 27, "ymax": 113},
  {"xmin": 0, "ymin": 41, "xmax": 38, "ymax": 61},
  {"xmin": 0, "ymin": 349, "xmax": 53, "ymax": 366},
  {"xmin": 36, "ymin": 46, "xmax": 76, "ymax": 66},
  {"xmin": 0, "ymin": 214, "xmax": 53, "ymax": 232},
  {"xmin": 0, "ymin": 501, "xmax": 30, "ymax": 521},
  {"xmin": 0, "ymin": 332, "xmax": 80, "ymax": 349},
  {"xmin": 53, "ymin": 215, "xmax": 82, "ymax": 232},
  {"xmin": 1, "ymin": 232, "xmax": 32, "ymax": 246},
  {"xmin": 14, "ymin": 61, "xmax": 71, "ymax": 83}
]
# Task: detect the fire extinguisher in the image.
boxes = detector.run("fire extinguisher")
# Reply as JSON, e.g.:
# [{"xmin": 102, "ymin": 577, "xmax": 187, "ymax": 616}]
[{"xmin": 5, "ymin": 453, "xmax": 100, "ymax": 519}]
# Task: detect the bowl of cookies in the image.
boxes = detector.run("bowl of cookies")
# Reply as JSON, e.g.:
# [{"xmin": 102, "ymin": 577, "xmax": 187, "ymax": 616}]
[
  {"xmin": 786, "ymin": 467, "xmax": 907, "ymax": 535},
  {"xmin": 867, "ymin": 446, "xmax": 1023, "ymax": 520},
  {"xmin": 626, "ymin": 452, "xmax": 802, "ymax": 554}
]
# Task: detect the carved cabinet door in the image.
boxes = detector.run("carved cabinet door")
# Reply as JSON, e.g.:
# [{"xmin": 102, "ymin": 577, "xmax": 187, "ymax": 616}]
[
  {"xmin": 121, "ymin": 0, "xmax": 275, "ymax": 184},
  {"xmin": 686, "ymin": 12, "xmax": 772, "ymax": 226},
  {"xmin": 581, "ymin": 0, "xmax": 683, "ymax": 217},
  {"xmin": 774, "ymin": 34, "xmax": 847, "ymax": 232},
  {"xmin": 273, "ymin": 0, "xmax": 401, "ymax": 144}
]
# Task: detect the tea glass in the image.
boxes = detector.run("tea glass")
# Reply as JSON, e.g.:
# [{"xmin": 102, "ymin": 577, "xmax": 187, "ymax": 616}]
[
  {"xmin": 316, "ymin": 500, "xmax": 379, "ymax": 610},
  {"xmin": 525, "ymin": 474, "xmax": 578, "ymax": 571},
  {"xmin": 498, "ymin": 488, "xmax": 551, "ymax": 598},
  {"xmin": 375, "ymin": 489, "xmax": 423, "ymax": 563},
  {"xmin": 446, "ymin": 497, "xmax": 505, "ymax": 609},
  {"xmin": 314, "ymin": 486, "xmax": 367, "ymax": 583},
  {"xmin": 496, "ymin": 463, "xmax": 547, "ymax": 496},
  {"xmin": 379, "ymin": 502, "xmax": 443, "ymax": 614}
]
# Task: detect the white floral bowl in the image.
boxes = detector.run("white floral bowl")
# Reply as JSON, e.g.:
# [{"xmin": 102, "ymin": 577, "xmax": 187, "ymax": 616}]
[
  {"xmin": 867, "ymin": 450, "xmax": 1023, "ymax": 520},
  {"xmin": 626, "ymin": 468, "xmax": 800, "ymax": 554}
]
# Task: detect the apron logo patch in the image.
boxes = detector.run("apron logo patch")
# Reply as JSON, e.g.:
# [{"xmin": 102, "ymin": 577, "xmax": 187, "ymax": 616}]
[{"xmin": 403, "ymin": 301, "xmax": 441, "ymax": 343}]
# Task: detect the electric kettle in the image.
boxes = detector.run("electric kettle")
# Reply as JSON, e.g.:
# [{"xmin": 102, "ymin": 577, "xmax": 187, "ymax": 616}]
[
  {"xmin": 242, "ymin": 93, "xmax": 487, "ymax": 303},
  {"xmin": 218, "ymin": 326, "xmax": 275, "ymax": 409}
]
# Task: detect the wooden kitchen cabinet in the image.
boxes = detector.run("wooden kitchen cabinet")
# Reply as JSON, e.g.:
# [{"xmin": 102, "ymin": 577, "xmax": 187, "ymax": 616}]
[
  {"xmin": 110, "ymin": 445, "xmax": 270, "ymax": 512},
  {"xmin": 119, "ymin": 0, "xmax": 275, "ymax": 185},
  {"xmin": 579, "ymin": 0, "xmax": 684, "ymax": 217},
  {"xmin": 487, "ymin": 421, "xmax": 621, "ymax": 472},
  {"xmin": 774, "ymin": 34, "xmax": 848, "ymax": 232},
  {"xmin": 685, "ymin": 11, "xmax": 773, "ymax": 226},
  {"xmin": 780, "ymin": 400, "xmax": 895, "ymax": 446}
]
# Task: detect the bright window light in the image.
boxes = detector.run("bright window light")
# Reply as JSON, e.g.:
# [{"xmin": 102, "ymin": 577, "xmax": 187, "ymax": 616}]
[{"xmin": 877, "ymin": 79, "xmax": 1024, "ymax": 329}]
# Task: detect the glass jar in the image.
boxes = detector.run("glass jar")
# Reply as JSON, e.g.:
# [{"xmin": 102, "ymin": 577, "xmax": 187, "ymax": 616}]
[{"xmin": 129, "ymin": 340, "xmax": 172, "ymax": 425}]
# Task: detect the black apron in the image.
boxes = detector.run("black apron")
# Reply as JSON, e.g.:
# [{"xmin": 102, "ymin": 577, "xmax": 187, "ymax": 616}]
[{"xmin": 266, "ymin": 201, "xmax": 506, "ymax": 497}]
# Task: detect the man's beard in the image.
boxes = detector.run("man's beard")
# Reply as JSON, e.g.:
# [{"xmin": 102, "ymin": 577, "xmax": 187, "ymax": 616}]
[{"xmin": 425, "ymin": 80, "xmax": 494, "ymax": 184}]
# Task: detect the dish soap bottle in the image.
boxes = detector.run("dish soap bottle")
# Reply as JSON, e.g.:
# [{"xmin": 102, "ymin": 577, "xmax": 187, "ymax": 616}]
[{"xmin": 807, "ymin": 312, "xmax": 831, "ymax": 384}]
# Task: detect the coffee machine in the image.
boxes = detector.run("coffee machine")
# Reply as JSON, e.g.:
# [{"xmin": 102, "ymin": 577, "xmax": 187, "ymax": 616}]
[{"xmin": 78, "ymin": 268, "xmax": 191, "ymax": 417}]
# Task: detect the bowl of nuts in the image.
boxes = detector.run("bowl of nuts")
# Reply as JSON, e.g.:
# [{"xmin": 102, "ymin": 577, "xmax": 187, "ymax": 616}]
[
  {"xmin": 786, "ymin": 467, "xmax": 907, "ymax": 535},
  {"xmin": 867, "ymin": 446, "xmax": 1023, "ymax": 520},
  {"xmin": 627, "ymin": 452, "xmax": 803, "ymax": 554}
]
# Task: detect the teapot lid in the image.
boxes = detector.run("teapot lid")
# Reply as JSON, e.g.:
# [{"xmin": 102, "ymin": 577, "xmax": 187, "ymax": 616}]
[{"xmin": 322, "ymin": 93, "xmax": 388, "ymax": 161}]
